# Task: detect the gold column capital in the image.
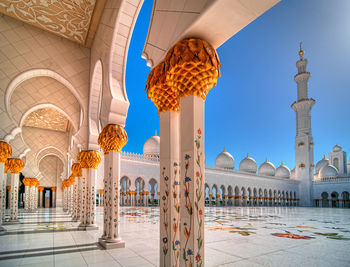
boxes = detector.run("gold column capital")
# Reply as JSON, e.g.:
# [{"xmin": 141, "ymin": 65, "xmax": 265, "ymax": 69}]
[
  {"xmin": 0, "ymin": 141, "xmax": 12, "ymax": 163},
  {"xmin": 164, "ymin": 37, "xmax": 220, "ymax": 100},
  {"xmin": 77, "ymin": 150, "xmax": 101, "ymax": 169},
  {"xmin": 23, "ymin": 178, "xmax": 31, "ymax": 186},
  {"xmin": 71, "ymin": 163, "xmax": 82, "ymax": 177},
  {"xmin": 98, "ymin": 124, "xmax": 128, "ymax": 154},
  {"xmin": 6, "ymin": 158, "xmax": 24, "ymax": 174},
  {"xmin": 145, "ymin": 61, "xmax": 179, "ymax": 113}
]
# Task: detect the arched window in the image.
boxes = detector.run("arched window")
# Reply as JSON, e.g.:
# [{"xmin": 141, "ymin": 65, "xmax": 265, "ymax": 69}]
[{"xmin": 333, "ymin": 158, "xmax": 339, "ymax": 171}]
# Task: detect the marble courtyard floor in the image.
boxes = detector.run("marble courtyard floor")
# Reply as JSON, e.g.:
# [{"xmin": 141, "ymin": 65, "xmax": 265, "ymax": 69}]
[{"xmin": 0, "ymin": 207, "xmax": 349, "ymax": 267}]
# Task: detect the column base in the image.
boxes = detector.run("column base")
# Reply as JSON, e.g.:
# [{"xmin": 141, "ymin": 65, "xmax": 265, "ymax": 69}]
[
  {"xmin": 4, "ymin": 220, "xmax": 19, "ymax": 225},
  {"xmin": 0, "ymin": 225, "xmax": 7, "ymax": 235},
  {"xmin": 98, "ymin": 238, "xmax": 125, "ymax": 249},
  {"xmin": 78, "ymin": 224, "xmax": 98, "ymax": 230}
]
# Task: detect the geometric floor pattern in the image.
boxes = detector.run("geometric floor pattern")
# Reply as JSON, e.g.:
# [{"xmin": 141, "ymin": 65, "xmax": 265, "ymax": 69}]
[{"xmin": 0, "ymin": 207, "xmax": 349, "ymax": 266}]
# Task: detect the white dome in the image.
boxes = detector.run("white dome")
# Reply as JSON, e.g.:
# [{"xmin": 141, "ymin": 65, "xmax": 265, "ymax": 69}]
[
  {"xmin": 239, "ymin": 154, "xmax": 257, "ymax": 173},
  {"xmin": 315, "ymin": 156, "xmax": 329, "ymax": 174},
  {"xmin": 333, "ymin": 144, "xmax": 342, "ymax": 152},
  {"xmin": 215, "ymin": 149, "xmax": 234, "ymax": 170},
  {"xmin": 258, "ymin": 160, "xmax": 276, "ymax": 176},
  {"xmin": 291, "ymin": 168, "xmax": 296, "ymax": 179},
  {"xmin": 319, "ymin": 164, "xmax": 338, "ymax": 179},
  {"xmin": 275, "ymin": 163, "xmax": 291, "ymax": 178},
  {"xmin": 143, "ymin": 133, "xmax": 160, "ymax": 156}
]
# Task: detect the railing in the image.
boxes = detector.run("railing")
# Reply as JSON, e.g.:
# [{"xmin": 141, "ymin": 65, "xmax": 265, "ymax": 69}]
[
  {"xmin": 313, "ymin": 176, "xmax": 350, "ymax": 183},
  {"xmin": 120, "ymin": 151, "xmax": 159, "ymax": 162}
]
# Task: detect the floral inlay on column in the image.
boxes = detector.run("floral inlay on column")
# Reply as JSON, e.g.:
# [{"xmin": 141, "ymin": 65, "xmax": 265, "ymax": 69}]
[{"xmin": 98, "ymin": 124, "xmax": 127, "ymax": 248}]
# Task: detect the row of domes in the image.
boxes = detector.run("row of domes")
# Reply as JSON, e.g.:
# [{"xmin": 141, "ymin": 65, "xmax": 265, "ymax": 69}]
[
  {"xmin": 315, "ymin": 155, "xmax": 339, "ymax": 179},
  {"xmin": 142, "ymin": 134, "xmax": 340, "ymax": 180},
  {"xmin": 215, "ymin": 150, "xmax": 291, "ymax": 178}
]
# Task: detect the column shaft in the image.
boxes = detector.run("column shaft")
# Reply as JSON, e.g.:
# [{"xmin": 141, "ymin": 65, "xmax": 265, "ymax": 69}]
[
  {"xmin": 100, "ymin": 152, "xmax": 124, "ymax": 248},
  {"xmin": 159, "ymin": 111, "xmax": 180, "ymax": 267},
  {"xmin": 179, "ymin": 95, "xmax": 205, "ymax": 267},
  {"xmin": 0, "ymin": 164, "xmax": 4, "ymax": 227},
  {"xmin": 10, "ymin": 173, "xmax": 19, "ymax": 221},
  {"xmin": 80, "ymin": 173, "xmax": 87, "ymax": 226},
  {"xmin": 85, "ymin": 168, "xmax": 97, "ymax": 227}
]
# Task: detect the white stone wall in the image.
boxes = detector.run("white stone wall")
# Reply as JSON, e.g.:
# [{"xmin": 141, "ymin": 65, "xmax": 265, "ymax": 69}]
[{"xmin": 313, "ymin": 178, "xmax": 350, "ymax": 199}]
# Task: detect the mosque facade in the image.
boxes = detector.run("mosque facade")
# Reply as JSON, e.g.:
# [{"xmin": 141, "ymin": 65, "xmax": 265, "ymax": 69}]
[{"xmin": 116, "ymin": 48, "xmax": 350, "ymax": 209}]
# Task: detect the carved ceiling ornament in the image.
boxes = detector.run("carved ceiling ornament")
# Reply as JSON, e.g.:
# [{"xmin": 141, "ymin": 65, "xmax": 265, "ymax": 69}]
[
  {"xmin": 0, "ymin": 0, "xmax": 96, "ymax": 45},
  {"xmin": 23, "ymin": 107, "xmax": 69, "ymax": 132}
]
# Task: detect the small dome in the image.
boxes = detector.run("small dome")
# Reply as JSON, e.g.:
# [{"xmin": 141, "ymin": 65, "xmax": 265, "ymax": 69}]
[
  {"xmin": 319, "ymin": 164, "xmax": 338, "ymax": 179},
  {"xmin": 315, "ymin": 155, "xmax": 329, "ymax": 174},
  {"xmin": 291, "ymin": 168, "xmax": 296, "ymax": 179},
  {"xmin": 143, "ymin": 132, "xmax": 160, "ymax": 157},
  {"xmin": 333, "ymin": 144, "xmax": 342, "ymax": 152},
  {"xmin": 275, "ymin": 163, "xmax": 291, "ymax": 178},
  {"xmin": 258, "ymin": 159, "xmax": 276, "ymax": 176},
  {"xmin": 239, "ymin": 154, "xmax": 257, "ymax": 173},
  {"xmin": 215, "ymin": 149, "xmax": 234, "ymax": 170}
]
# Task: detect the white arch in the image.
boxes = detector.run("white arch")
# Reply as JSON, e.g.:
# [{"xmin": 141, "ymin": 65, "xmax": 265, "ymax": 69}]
[
  {"xmin": 89, "ymin": 60, "xmax": 103, "ymax": 136},
  {"xmin": 38, "ymin": 153, "xmax": 65, "ymax": 182},
  {"xmin": 20, "ymin": 104, "xmax": 78, "ymax": 133},
  {"xmin": 5, "ymin": 69, "xmax": 85, "ymax": 126},
  {"xmin": 35, "ymin": 146, "xmax": 67, "ymax": 178}
]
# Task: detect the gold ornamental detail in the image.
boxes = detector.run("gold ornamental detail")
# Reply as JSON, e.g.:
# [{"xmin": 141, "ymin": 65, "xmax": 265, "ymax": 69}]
[
  {"xmin": 68, "ymin": 174, "xmax": 75, "ymax": 185},
  {"xmin": 145, "ymin": 61, "xmax": 179, "ymax": 113},
  {"xmin": 23, "ymin": 178, "xmax": 32, "ymax": 187},
  {"xmin": 98, "ymin": 124, "xmax": 128, "ymax": 154},
  {"xmin": 165, "ymin": 38, "xmax": 221, "ymax": 100},
  {"xmin": 77, "ymin": 150, "xmax": 101, "ymax": 169},
  {"xmin": 6, "ymin": 158, "xmax": 24, "ymax": 174},
  {"xmin": 71, "ymin": 163, "xmax": 82, "ymax": 177},
  {"xmin": 0, "ymin": 141, "xmax": 12, "ymax": 163}
]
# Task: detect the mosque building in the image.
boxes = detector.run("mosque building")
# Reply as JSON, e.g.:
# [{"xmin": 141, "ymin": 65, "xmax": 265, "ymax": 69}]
[{"xmin": 116, "ymin": 46, "xmax": 350, "ymax": 209}]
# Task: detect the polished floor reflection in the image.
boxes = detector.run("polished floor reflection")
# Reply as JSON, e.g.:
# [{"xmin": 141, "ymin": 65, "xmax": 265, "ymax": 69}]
[{"xmin": 0, "ymin": 207, "xmax": 349, "ymax": 266}]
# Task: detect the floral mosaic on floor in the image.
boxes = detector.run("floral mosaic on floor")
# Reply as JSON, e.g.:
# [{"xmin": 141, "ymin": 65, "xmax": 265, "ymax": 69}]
[{"xmin": 1, "ymin": 207, "xmax": 350, "ymax": 266}]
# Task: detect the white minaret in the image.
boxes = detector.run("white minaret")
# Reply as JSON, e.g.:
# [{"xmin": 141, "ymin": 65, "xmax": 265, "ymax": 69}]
[{"xmin": 291, "ymin": 43, "xmax": 315, "ymax": 207}]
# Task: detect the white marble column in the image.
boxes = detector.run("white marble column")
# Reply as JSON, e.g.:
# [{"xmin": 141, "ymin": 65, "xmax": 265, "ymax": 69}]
[
  {"xmin": 73, "ymin": 179, "xmax": 79, "ymax": 219},
  {"xmin": 179, "ymin": 95, "xmax": 205, "ymax": 267},
  {"xmin": 52, "ymin": 187, "xmax": 56, "ymax": 208},
  {"xmin": 77, "ymin": 151, "xmax": 100, "ymax": 230},
  {"xmin": 159, "ymin": 110, "xmax": 180, "ymax": 267},
  {"xmin": 38, "ymin": 187, "xmax": 43, "ymax": 208},
  {"xmin": 34, "ymin": 186, "xmax": 38, "ymax": 209},
  {"xmin": 0, "ymin": 142, "xmax": 11, "ymax": 231},
  {"xmin": 85, "ymin": 168, "xmax": 98, "ymax": 228},
  {"xmin": 79, "ymin": 173, "xmax": 87, "ymax": 227},
  {"xmin": 9, "ymin": 173, "xmax": 20, "ymax": 221},
  {"xmin": 102, "ymin": 153, "xmax": 109, "ymax": 239},
  {"xmin": 99, "ymin": 151, "xmax": 124, "ymax": 248},
  {"xmin": 24, "ymin": 185, "xmax": 30, "ymax": 210},
  {"xmin": 29, "ymin": 185, "xmax": 35, "ymax": 210},
  {"xmin": 98, "ymin": 124, "xmax": 127, "ymax": 249},
  {"xmin": 144, "ymin": 191, "xmax": 149, "ymax": 206},
  {"xmin": 0, "ymin": 163, "xmax": 6, "ymax": 232},
  {"xmin": 62, "ymin": 187, "xmax": 67, "ymax": 211}
]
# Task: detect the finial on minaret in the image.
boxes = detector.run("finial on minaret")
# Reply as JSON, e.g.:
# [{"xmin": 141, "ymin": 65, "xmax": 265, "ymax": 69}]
[
  {"xmin": 247, "ymin": 153, "xmax": 249, "ymax": 158},
  {"xmin": 299, "ymin": 42, "xmax": 304, "ymax": 58},
  {"xmin": 155, "ymin": 130, "xmax": 157, "ymax": 136},
  {"xmin": 223, "ymin": 147, "xmax": 226, "ymax": 152}
]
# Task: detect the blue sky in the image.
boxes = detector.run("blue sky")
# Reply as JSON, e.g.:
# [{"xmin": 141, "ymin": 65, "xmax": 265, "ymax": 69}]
[{"xmin": 124, "ymin": 0, "xmax": 350, "ymax": 170}]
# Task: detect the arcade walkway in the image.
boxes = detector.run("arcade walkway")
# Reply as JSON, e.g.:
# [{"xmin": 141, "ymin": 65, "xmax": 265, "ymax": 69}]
[{"xmin": 0, "ymin": 207, "xmax": 349, "ymax": 267}]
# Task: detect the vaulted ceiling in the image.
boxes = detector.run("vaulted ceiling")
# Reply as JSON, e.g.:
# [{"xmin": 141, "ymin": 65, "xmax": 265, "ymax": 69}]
[
  {"xmin": 0, "ymin": 0, "xmax": 106, "ymax": 47},
  {"xmin": 23, "ymin": 107, "xmax": 69, "ymax": 132}
]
